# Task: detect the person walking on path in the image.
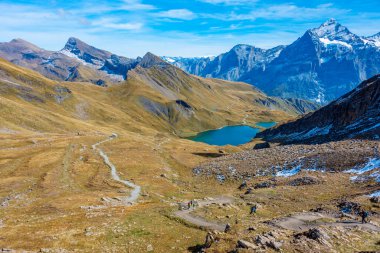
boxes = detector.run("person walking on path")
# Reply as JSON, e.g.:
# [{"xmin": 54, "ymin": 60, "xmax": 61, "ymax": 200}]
[{"xmin": 360, "ymin": 210, "xmax": 369, "ymax": 224}]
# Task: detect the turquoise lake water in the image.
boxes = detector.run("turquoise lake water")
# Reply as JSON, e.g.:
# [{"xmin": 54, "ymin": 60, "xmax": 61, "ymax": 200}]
[
  {"xmin": 188, "ymin": 122, "xmax": 276, "ymax": 146},
  {"xmin": 255, "ymin": 122, "xmax": 277, "ymax": 128}
]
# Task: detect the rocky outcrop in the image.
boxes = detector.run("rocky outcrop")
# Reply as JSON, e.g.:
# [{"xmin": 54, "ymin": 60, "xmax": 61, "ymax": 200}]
[
  {"xmin": 253, "ymin": 142, "xmax": 270, "ymax": 149},
  {"xmin": 258, "ymin": 75, "xmax": 380, "ymax": 144}
]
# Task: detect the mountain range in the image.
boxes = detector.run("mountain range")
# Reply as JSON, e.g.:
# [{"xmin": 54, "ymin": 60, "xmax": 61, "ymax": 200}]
[
  {"xmin": 163, "ymin": 19, "xmax": 380, "ymax": 103},
  {"xmin": 0, "ymin": 49, "xmax": 319, "ymax": 136}
]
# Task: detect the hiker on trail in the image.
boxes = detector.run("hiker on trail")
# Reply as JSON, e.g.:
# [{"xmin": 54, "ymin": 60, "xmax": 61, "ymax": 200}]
[
  {"xmin": 360, "ymin": 210, "xmax": 369, "ymax": 224},
  {"xmin": 204, "ymin": 232, "xmax": 215, "ymax": 248},
  {"xmin": 250, "ymin": 205, "xmax": 257, "ymax": 214},
  {"xmin": 238, "ymin": 180, "xmax": 247, "ymax": 190},
  {"xmin": 224, "ymin": 223, "xmax": 231, "ymax": 233},
  {"xmin": 188, "ymin": 201, "xmax": 191, "ymax": 210}
]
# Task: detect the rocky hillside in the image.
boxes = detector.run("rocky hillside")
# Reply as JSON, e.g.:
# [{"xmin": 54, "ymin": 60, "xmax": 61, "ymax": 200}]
[
  {"xmin": 257, "ymin": 75, "xmax": 380, "ymax": 144},
  {"xmin": 164, "ymin": 19, "xmax": 380, "ymax": 103}
]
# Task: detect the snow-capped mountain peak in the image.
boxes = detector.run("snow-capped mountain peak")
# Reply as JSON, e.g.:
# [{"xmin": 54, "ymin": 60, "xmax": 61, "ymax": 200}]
[
  {"xmin": 311, "ymin": 18, "xmax": 356, "ymax": 42},
  {"xmin": 365, "ymin": 32, "xmax": 380, "ymax": 47}
]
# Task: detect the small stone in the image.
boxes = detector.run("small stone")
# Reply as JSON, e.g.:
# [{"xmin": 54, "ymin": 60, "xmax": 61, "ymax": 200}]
[{"xmin": 146, "ymin": 244, "xmax": 153, "ymax": 252}]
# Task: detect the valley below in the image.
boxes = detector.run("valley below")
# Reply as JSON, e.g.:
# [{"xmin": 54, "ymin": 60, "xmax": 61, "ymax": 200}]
[{"xmin": 1, "ymin": 130, "xmax": 380, "ymax": 252}]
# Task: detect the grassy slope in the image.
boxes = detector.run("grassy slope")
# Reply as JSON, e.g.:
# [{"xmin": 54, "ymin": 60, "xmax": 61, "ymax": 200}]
[{"xmin": 0, "ymin": 57, "xmax": 296, "ymax": 136}]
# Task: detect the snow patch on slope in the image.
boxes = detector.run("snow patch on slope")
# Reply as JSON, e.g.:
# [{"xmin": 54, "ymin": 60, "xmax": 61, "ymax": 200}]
[
  {"xmin": 346, "ymin": 158, "xmax": 380, "ymax": 182},
  {"xmin": 319, "ymin": 38, "xmax": 353, "ymax": 49}
]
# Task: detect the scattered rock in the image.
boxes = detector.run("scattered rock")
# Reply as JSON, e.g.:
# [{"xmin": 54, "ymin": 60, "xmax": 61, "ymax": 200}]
[
  {"xmin": 268, "ymin": 240, "xmax": 282, "ymax": 250},
  {"xmin": 255, "ymin": 235, "xmax": 271, "ymax": 246},
  {"xmin": 338, "ymin": 201, "xmax": 361, "ymax": 214},
  {"xmin": 370, "ymin": 196, "xmax": 380, "ymax": 203},
  {"xmin": 254, "ymin": 181, "xmax": 275, "ymax": 189},
  {"xmin": 237, "ymin": 239, "xmax": 258, "ymax": 249},
  {"xmin": 244, "ymin": 188, "xmax": 253, "ymax": 194},
  {"xmin": 288, "ymin": 176, "xmax": 319, "ymax": 186},
  {"xmin": 238, "ymin": 181, "xmax": 247, "ymax": 190},
  {"xmin": 296, "ymin": 228, "xmax": 331, "ymax": 245},
  {"xmin": 204, "ymin": 232, "xmax": 215, "ymax": 248},
  {"xmin": 224, "ymin": 223, "xmax": 231, "ymax": 233},
  {"xmin": 255, "ymin": 232, "xmax": 282, "ymax": 251}
]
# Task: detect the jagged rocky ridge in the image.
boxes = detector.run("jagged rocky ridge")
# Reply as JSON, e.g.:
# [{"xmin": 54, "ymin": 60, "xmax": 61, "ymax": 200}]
[
  {"xmin": 257, "ymin": 75, "xmax": 380, "ymax": 144},
  {"xmin": 0, "ymin": 38, "xmax": 140, "ymax": 85},
  {"xmin": 163, "ymin": 19, "xmax": 380, "ymax": 103}
]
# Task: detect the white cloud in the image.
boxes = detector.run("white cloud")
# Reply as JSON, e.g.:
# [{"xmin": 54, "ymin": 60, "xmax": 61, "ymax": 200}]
[
  {"xmin": 199, "ymin": 0, "xmax": 258, "ymax": 5},
  {"xmin": 228, "ymin": 4, "xmax": 350, "ymax": 21},
  {"xmin": 156, "ymin": 9, "xmax": 197, "ymax": 20},
  {"xmin": 101, "ymin": 22, "xmax": 143, "ymax": 30},
  {"xmin": 92, "ymin": 18, "xmax": 144, "ymax": 31},
  {"xmin": 120, "ymin": 0, "xmax": 156, "ymax": 11}
]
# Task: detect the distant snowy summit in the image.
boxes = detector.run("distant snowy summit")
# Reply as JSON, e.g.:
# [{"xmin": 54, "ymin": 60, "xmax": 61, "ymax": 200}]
[{"xmin": 162, "ymin": 19, "xmax": 380, "ymax": 103}]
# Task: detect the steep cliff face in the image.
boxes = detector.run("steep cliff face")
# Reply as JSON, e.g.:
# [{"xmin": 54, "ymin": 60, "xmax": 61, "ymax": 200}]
[{"xmin": 258, "ymin": 75, "xmax": 380, "ymax": 144}]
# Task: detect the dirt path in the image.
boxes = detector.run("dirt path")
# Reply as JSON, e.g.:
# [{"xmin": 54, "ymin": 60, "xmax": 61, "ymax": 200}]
[
  {"xmin": 242, "ymin": 114, "xmax": 248, "ymax": 125},
  {"xmin": 60, "ymin": 143, "xmax": 78, "ymax": 191},
  {"xmin": 174, "ymin": 196, "xmax": 234, "ymax": 231},
  {"xmin": 92, "ymin": 134, "xmax": 141, "ymax": 205},
  {"xmin": 271, "ymin": 212, "xmax": 380, "ymax": 232}
]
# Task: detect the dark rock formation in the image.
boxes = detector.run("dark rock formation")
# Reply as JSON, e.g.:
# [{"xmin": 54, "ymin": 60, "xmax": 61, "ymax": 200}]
[
  {"xmin": 253, "ymin": 142, "xmax": 270, "ymax": 149},
  {"xmin": 258, "ymin": 75, "xmax": 380, "ymax": 144}
]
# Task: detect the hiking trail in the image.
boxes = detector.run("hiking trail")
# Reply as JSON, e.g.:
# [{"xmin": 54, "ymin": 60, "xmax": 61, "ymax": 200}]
[
  {"xmin": 92, "ymin": 133, "xmax": 141, "ymax": 205},
  {"xmin": 174, "ymin": 196, "xmax": 234, "ymax": 231}
]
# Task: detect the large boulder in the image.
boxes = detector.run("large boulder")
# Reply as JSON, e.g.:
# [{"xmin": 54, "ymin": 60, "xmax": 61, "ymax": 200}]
[
  {"xmin": 253, "ymin": 142, "xmax": 271, "ymax": 150},
  {"xmin": 237, "ymin": 239, "xmax": 258, "ymax": 249}
]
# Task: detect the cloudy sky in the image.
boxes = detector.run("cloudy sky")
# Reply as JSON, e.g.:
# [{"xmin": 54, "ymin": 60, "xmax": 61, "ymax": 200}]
[{"xmin": 1, "ymin": 0, "xmax": 379, "ymax": 57}]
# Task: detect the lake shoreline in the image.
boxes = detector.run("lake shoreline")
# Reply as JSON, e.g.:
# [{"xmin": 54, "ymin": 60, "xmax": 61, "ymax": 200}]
[{"xmin": 187, "ymin": 122, "xmax": 277, "ymax": 146}]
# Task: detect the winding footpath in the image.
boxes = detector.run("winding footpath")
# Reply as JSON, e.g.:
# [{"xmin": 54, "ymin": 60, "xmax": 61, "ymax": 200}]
[
  {"xmin": 174, "ymin": 196, "xmax": 234, "ymax": 231},
  {"xmin": 92, "ymin": 133, "xmax": 141, "ymax": 205}
]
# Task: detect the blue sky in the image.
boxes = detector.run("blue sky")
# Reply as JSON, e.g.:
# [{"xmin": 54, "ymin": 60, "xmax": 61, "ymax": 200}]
[{"xmin": 1, "ymin": 0, "xmax": 379, "ymax": 57}]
